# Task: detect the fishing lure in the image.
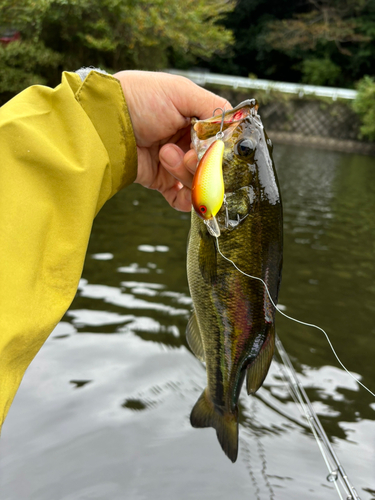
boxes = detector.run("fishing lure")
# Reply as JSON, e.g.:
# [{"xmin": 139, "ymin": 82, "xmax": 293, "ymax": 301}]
[{"xmin": 191, "ymin": 108, "xmax": 226, "ymax": 237}]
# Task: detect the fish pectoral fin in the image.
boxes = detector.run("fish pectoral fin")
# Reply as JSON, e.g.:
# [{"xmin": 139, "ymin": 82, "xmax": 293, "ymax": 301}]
[
  {"xmin": 186, "ymin": 311, "xmax": 205, "ymax": 362},
  {"xmin": 190, "ymin": 389, "xmax": 239, "ymax": 463},
  {"xmin": 246, "ymin": 326, "xmax": 275, "ymax": 395}
]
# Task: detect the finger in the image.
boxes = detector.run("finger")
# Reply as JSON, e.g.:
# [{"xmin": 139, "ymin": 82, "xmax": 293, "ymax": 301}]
[
  {"xmin": 170, "ymin": 76, "xmax": 233, "ymax": 120},
  {"xmin": 173, "ymin": 127, "xmax": 192, "ymax": 153},
  {"xmin": 159, "ymin": 144, "xmax": 194, "ymax": 189},
  {"xmin": 162, "ymin": 182, "xmax": 192, "ymax": 212},
  {"xmin": 161, "ymin": 126, "xmax": 191, "ymax": 154},
  {"xmin": 160, "ymin": 125, "xmax": 190, "ymax": 149},
  {"xmin": 114, "ymin": 71, "xmax": 191, "ymax": 147},
  {"xmin": 183, "ymin": 149, "xmax": 198, "ymax": 174}
]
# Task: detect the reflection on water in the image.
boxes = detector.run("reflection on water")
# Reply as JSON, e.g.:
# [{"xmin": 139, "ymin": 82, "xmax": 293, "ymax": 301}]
[{"xmin": 1, "ymin": 145, "xmax": 375, "ymax": 500}]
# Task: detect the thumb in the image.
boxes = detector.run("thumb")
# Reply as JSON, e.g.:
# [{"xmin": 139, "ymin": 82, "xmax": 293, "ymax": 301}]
[{"xmin": 169, "ymin": 75, "xmax": 232, "ymax": 120}]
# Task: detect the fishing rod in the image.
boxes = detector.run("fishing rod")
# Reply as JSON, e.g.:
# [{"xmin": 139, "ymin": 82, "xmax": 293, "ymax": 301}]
[{"xmin": 275, "ymin": 335, "xmax": 361, "ymax": 500}]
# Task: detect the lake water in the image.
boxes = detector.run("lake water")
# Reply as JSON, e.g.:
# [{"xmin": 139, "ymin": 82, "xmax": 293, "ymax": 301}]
[{"xmin": 1, "ymin": 144, "xmax": 374, "ymax": 500}]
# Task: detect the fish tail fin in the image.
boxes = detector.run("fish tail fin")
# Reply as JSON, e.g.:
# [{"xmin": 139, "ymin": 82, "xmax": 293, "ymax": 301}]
[{"xmin": 190, "ymin": 389, "xmax": 238, "ymax": 463}]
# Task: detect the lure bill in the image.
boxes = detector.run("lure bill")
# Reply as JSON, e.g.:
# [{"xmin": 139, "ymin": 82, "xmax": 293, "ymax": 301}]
[{"xmin": 186, "ymin": 100, "xmax": 283, "ymax": 462}]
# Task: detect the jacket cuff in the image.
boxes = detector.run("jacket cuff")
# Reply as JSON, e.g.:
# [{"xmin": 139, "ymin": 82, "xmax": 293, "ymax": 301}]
[{"xmin": 66, "ymin": 70, "xmax": 138, "ymax": 195}]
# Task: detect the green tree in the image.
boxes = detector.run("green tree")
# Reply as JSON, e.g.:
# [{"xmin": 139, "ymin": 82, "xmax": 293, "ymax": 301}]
[
  {"xmin": 262, "ymin": 0, "xmax": 375, "ymax": 87},
  {"xmin": 195, "ymin": 0, "xmax": 301, "ymax": 80},
  {"xmin": 353, "ymin": 75, "xmax": 375, "ymax": 140},
  {"xmin": 0, "ymin": 0, "xmax": 62, "ymax": 103},
  {"xmin": 0, "ymin": 0, "xmax": 234, "ymax": 101},
  {"xmin": 0, "ymin": 41, "xmax": 61, "ymax": 98},
  {"xmin": 40, "ymin": 0, "xmax": 235, "ymax": 70},
  {"xmin": 198, "ymin": 0, "xmax": 375, "ymax": 88},
  {"xmin": 265, "ymin": 1, "xmax": 370, "ymax": 55},
  {"xmin": 300, "ymin": 57, "xmax": 341, "ymax": 85}
]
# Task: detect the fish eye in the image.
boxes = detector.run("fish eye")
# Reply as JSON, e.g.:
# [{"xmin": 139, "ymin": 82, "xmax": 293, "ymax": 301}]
[
  {"xmin": 235, "ymin": 139, "xmax": 255, "ymax": 157},
  {"xmin": 199, "ymin": 205, "xmax": 207, "ymax": 215}
]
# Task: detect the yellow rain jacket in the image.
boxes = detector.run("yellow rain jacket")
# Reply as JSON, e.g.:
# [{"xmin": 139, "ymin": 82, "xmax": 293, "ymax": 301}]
[{"xmin": 0, "ymin": 71, "xmax": 137, "ymax": 430}]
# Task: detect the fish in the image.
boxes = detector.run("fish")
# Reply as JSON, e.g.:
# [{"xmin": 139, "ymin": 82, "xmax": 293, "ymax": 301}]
[{"xmin": 186, "ymin": 100, "xmax": 283, "ymax": 462}]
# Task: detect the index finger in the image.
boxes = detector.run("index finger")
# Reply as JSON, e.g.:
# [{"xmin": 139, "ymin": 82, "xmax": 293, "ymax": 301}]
[{"xmin": 168, "ymin": 75, "xmax": 232, "ymax": 120}]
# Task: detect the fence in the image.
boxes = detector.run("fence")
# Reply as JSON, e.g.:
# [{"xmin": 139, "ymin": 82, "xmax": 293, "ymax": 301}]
[{"xmin": 167, "ymin": 70, "xmax": 375, "ymax": 156}]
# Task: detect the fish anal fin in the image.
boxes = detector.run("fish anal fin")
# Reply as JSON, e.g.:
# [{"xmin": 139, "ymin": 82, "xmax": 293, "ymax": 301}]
[
  {"xmin": 186, "ymin": 311, "xmax": 205, "ymax": 362},
  {"xmin": 246, "ymin": 327, "xmax": 275, "ymax": 395},
  {"xmin": 190, "ymin": 389, "xmax": 238, "ymax": 463}
]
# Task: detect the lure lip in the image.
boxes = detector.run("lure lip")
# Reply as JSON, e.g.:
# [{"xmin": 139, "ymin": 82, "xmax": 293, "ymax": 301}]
[{"xmin": 204, "ymin": 217, "xmax": 220, "ymax": 237}]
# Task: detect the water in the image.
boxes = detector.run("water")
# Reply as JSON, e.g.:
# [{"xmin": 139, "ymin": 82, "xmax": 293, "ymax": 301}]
[{"xmin": 1, "ymin": 144, "xmax": 374, "ymax": 500}]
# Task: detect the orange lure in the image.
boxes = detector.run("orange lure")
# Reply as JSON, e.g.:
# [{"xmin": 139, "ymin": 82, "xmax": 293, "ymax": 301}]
[{"xmin": 191, "ymin": 139, "xmax": 225, "ymax": 220}]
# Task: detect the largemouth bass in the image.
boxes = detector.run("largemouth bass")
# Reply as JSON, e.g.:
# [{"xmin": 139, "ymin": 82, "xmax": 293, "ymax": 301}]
[{"xmin": 186, "ymin": 100, "xmax": 283, "ymax": 462}]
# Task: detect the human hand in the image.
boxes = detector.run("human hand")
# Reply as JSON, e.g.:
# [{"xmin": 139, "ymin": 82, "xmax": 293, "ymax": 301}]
[{"xmin": 113, "ymin": 70, "xmax": 231, "ymax": 211}]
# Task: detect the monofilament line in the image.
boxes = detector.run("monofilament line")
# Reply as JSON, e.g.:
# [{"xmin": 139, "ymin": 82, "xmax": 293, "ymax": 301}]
[{"xmin": 215, "ymin": 236, "xmax": 375, "ymax": 399}]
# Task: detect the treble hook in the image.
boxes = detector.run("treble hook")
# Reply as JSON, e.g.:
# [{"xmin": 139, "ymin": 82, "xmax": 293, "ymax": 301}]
[
  {"xmin": 223, "ymin": 194, "xmax": 229, "ymax": 228},
  {"xmin": 213, "ymin": 107, "xmax": 226, "ymax": 140}
]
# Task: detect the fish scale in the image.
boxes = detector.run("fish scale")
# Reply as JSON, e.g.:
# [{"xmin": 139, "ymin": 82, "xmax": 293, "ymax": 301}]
[{"xmin": 186, "ymin": 101, "xmax": 283, "ymax": 462}]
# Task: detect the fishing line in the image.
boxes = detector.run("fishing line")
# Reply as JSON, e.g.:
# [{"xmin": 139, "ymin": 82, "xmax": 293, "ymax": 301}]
[{"xmin": 214, "ymin": 236, "xmax": 375, "ymax": 399}]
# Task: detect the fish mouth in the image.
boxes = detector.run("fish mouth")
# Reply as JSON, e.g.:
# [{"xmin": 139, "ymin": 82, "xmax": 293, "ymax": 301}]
[{"xmin": 192, "ymin": 99, "xmax": 258, "ymax": 141}]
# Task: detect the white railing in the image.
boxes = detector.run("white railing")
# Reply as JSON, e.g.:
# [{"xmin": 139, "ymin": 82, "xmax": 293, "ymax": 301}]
[{"xmin": 167, "ymin": 69, "xmax": 357, "ymax": 101}]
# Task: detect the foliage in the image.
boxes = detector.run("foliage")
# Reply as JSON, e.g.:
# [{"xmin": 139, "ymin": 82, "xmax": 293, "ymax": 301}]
[
  {"xmin": 262, "ymin": 0, "xmax": 375, "ymax": 88},
  {"xmin": 0, "ymin": 0, "xmax": 234, "ymax": 99},
  {"xmin": 195, "ymin": 0, "xmax": 301, "ymax": 80},
  {"xmin": 352, "ymin": 76, "xmax": 375, "ymax": 140},
  {"xmin": 2, "ymin": 0, "xmax": 375, "ymax": 134},
  {"xmin": 300, "ymin": 57, "xmax": 341, "ymax": 86},
  {"xmin": 0, "ymin": 41, "xmax": 61, "ymax": 104},
  {"xmin": 265, "ymin": 4, "xmax": 370, "ymax": 55},
  {"xmin": 198, "ymin": 0, "xmax": 375, "ymax": 89},
  {"xmin": 39, "ymin": 0, "xmax": 235, "ymax": 70}
]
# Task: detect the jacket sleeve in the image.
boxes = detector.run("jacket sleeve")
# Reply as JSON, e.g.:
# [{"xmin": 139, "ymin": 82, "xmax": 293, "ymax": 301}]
[{"xmin": 0, "ymin": 70, "xmax": 137, "ymax": 429}]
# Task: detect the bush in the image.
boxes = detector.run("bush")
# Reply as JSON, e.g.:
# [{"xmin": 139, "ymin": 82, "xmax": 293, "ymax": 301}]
[
  {"xmin": 0, "ymin": 0, "xmax": 234, "ymax": 103},
  {"xmin": 0, "ymin": 41, "xmax": 62, "ymax": 104},
  {"xmin": 353, "ymin": 76, "xmax": 375, "ymax": 141},
  {"xmin": 301, "ymin": 57, "xmax": 341, "ymax": 87}
]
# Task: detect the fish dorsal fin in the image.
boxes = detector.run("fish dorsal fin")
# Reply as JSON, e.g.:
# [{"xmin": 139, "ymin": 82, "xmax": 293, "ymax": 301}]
[
  {"xmin": 186, "ymin": 310, "xmax": 205, "ymax": 362},
  {"xmin": 246, "ymin": 326, "xmax": 275, "ymax": 395}
]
